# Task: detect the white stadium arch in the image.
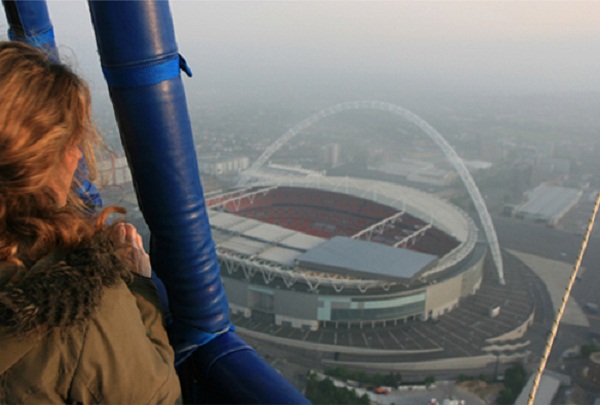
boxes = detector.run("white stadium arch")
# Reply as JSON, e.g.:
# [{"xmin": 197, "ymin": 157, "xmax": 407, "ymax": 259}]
[{"xmin": 240, "ymin": 101, "xmax": 504, "ymax": 285}]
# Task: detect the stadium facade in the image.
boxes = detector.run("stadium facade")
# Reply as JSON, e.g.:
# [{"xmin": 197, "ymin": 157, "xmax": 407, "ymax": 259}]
[{"xmin": 207, "ymin": 175, "xmax": 486, "ymax": 331}]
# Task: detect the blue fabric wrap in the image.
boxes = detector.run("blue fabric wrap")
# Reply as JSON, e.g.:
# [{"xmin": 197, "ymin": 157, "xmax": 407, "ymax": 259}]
[
  {"xmin": 74, "ymin": 179, "xmax": 103, "ymax": 211},
  {"xmin": 8, "ymin": 25, "xmax": 54, "ymax": 48},
  {"xmin": 87, "ymin": 0, "xmax": 232, "ymax": 347},
  {"xmin": 2, "ymin": 0, "xmax": 58, "ymax": 61},
  {"xmin": 74, "ymin": 158, "xmax": 103, "ymax": 210},
  {"xmin": 102, "ymin": 53, "xmax": 192, "ymax": 88},
  {"xmin": 191, "ymin": 331, "xmax": 311, "ymax": 404}
]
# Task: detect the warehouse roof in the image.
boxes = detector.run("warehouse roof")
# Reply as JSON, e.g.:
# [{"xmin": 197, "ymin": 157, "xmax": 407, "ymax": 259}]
[{"xmin": 516, "ymin": 184, "xmax": 582, "ymax": 222}]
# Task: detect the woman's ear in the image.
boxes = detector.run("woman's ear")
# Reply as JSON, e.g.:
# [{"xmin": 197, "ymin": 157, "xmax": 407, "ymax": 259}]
[{"xmin": 66, "ymin": 147, "xmax": 83, "ymax": 166}]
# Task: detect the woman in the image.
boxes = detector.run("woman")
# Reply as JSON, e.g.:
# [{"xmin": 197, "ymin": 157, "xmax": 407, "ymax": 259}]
[{"xmin": 0, "ymin": 41, "xmax": 181, "ymax": 404}]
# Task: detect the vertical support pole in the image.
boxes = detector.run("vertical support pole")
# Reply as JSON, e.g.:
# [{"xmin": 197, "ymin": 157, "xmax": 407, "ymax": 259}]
[
  {"xmin": 1, "ymin": 0, "xmax": 58, "ymax": 60},
  {"xmin": 87, "ymin": 0, "xmax": 231, "ymax": 355},
  {"xmin": 86, "ymin": 2, "xmax": 309, "ymax": 402}
]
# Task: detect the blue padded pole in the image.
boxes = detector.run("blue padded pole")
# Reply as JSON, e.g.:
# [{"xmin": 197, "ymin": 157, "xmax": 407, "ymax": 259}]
[
  {"xmin": 1, "ymin": 0, "xmax": 58, "ymax": 60},
  {"xmin": 86, "ymin": 4, "xmax": 308, "ymax": 403},
  {"xmin": 87, "ymin": 0, "xmax": 231, "ymax": 355}
]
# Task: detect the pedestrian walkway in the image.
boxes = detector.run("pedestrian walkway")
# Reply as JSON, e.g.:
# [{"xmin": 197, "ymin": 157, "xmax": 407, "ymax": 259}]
[{"xmin": 508, "ymin": 249, "xmax": 588, "ymax": 327}]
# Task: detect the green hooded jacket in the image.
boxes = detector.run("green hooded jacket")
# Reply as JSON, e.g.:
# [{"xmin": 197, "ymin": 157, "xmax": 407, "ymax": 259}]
[{"xmin": 0, "ymin": 232, "xmax": 181, "ymax": 404}]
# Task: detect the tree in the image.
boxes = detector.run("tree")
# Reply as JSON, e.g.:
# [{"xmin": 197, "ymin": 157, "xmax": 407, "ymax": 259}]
[
  {"xmin": 305, "ymin": 376, "xmax": 369, "ymax": 405},
  {"xmin": 424, "ymin": 375, "xmax": 435, "ymax": 385},
  {"xmin": 496, "ymin": 364, "xmax": 528, "ymax": 404},
  {"xmin": 496, "ymin": 387, "xmax": 514, "ymax": 404},
  {"xmin": 504, "ymin": 364, "xmax": 527, "ymax": 392},
  {"xmin": 580, "ymin": 344, "xmax": 600, "ymax": 359},
  {"xmin": 382, "ymin": 372, "xmax": 402, "ymax": 386},
  {"xmin": 324, "ymin": 368, "xmax": 401, "ymax": 387}
]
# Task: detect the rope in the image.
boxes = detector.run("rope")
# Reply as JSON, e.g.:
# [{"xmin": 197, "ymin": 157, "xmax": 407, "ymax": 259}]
[{"xmin": 528, "ymin": 190, "xmax": 600, "ymax": 405}]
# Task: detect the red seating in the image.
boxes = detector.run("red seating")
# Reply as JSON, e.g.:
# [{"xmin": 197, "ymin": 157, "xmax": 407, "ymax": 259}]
[{"xmin": 224, "ymin": 187, "xmax": 458, "ymax": 256}]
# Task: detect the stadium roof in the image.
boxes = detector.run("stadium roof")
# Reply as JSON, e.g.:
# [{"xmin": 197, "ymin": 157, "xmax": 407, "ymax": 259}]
[
  {"xmin": 296, "ymin": 236, "xmax": 438, "ymax": 282},
  {"xmin": 209, "ymin": 210, "xmax": 325, "ymax": 266}
]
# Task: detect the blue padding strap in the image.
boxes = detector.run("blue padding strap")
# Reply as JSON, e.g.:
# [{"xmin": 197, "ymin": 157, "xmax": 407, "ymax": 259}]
[
  {"xmin": 179, "ymin": 54, "xmax": 192, "ymax": 77},
  {"xmin": 74, "ymin": 158, "xmax": 103, "ymax": 211},
  {"xmin": 8, "ymin": 26, "xmax": 55, "ymax": 48},
  {"xmin": 74, "ymin": 179, "xmax": 103, "ymax": 212},
  {"xmin": 172, "ymin": 323, "xmax": 236, "ymax": 366},
  {"xmin": 102, "ymin": 53, "xmax": 192, "ymax": 88}
]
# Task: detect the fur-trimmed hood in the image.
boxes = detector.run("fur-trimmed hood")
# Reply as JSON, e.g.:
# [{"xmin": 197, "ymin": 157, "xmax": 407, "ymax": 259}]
[
  {"xmin": 0, "ymin": 230, "xmax": 132, "ymax": 337},
  {"xmin": 0, "ymin": 231, "xmax": 181, "ymax": 404}
]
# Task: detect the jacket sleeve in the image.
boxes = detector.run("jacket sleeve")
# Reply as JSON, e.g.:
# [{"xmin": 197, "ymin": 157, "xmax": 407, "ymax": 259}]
[
  {"xmin": 127, "ymin": 274, "xmax": 172, "ymax": 350},
  {"xmin": 68, "ymin": 281, "xmax": 181, "ymax": 404}
]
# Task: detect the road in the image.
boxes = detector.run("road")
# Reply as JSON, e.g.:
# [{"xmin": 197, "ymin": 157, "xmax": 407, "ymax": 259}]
[
  {"xmin": 370, "ymin": 381, "xmax": 485, "ymax": 405},
  {"xmin": 492, "ymin": 214, "xmax": 600, "ymax": 376},
  {"xmin": 493, "ymin": 215, "xmax": 600, "ymax": 333}
]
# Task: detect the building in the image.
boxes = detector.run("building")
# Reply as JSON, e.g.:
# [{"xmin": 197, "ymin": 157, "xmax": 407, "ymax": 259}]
[
  {"xmin": 196, "ymin": 174, "xmax": 546, "ymax": 375},
  {"xmin": 370, "ymin": 160, "xmax": 458, "ymax": 187},
  {"xmin": 514, "ymin": 371, "xmax": 569, "ymax": 405},
  {"xmin": 207, "ymin": 176, "xmax": 481, "ymax": 331},
  {"xmin": 514, "ymin": 183, "xmax": 582, "ymax": 226},
  {"xmin": 204, "ymin": 175, "xmax": 541, "ymax": 374},
  {"xmin": 320, "ymin": 143, "xmax": 342, "ymax": 168},
  {"xmin": 98, "ymin": 155, "xmax": 132, "ymax": 186},
  {"xmin": 198, "ymin": 155, "xmax": 250, "ymax": 176}
]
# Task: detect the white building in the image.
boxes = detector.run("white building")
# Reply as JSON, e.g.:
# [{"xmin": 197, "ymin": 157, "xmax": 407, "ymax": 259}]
[
  {"xmin": 370, "ymin": 160, "xmax": 457, "ymax": 187},
  {"xmin": 515, "ymin": 183, "xmax": 582, "ymax": 226},
  {"xmin": 198, "ymin": 155, "xmax": 250, "ymax": 176},
  {"xmin": 98, "ymin": 155, "xmax": 132, "ymax": 186}
]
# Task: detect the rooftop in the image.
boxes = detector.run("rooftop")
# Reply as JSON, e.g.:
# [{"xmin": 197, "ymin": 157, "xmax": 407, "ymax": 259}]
[
  {"xmin": 296, "ymin": 236, "xmax": 438, "ymax": 282},
  {"xmin": 209, "ymin": 209, "xmax": 325, "ymax": 266},
  {"xmin": 516, "ymin": 184, "xmax": 582, "ymax": 221}
]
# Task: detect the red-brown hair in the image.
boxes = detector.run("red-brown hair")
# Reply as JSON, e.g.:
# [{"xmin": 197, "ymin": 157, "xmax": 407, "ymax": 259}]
[{"xmin": 0, "ymin": 41, "xmax": 117, "ymax": 264}]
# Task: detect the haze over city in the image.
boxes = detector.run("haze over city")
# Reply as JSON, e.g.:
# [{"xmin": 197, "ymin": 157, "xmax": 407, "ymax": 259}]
[{"xmin": 3, "ymin": 1, "xmax": 599, "ymax": 96}]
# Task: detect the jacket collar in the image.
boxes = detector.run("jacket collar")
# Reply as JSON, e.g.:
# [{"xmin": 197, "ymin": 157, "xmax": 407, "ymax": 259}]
[{"xmin": 0, "ymin": 230, "xmax": 131, "ymax": 337}]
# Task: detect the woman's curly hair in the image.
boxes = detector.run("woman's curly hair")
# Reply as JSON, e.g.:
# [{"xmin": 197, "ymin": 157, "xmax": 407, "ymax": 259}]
[{"xmin": 0, "ymin": 41, "xmax": 114, "ymax": 264}]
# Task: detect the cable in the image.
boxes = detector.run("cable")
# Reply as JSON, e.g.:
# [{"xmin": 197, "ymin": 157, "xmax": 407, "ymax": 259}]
[{"xmin": 528, "ymin": 190, "xmax": 600, "ymax": 405}]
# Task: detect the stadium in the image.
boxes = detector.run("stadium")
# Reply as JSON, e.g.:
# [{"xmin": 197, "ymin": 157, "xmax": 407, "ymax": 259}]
[{"xmin": 206, "ymin": 174, "xmax": 545, "ymax": 372}]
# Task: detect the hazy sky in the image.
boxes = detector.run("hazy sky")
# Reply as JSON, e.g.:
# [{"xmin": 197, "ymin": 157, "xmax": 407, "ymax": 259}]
[{"xmin": 1, "ymin": 1, "xmax": 599, "ymax": 96}]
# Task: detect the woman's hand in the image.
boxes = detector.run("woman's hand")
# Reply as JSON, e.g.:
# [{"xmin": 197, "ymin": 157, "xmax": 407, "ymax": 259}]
[{"xmin": 114, "ymin": 223, "xmax": 152, "ymax": 278}]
